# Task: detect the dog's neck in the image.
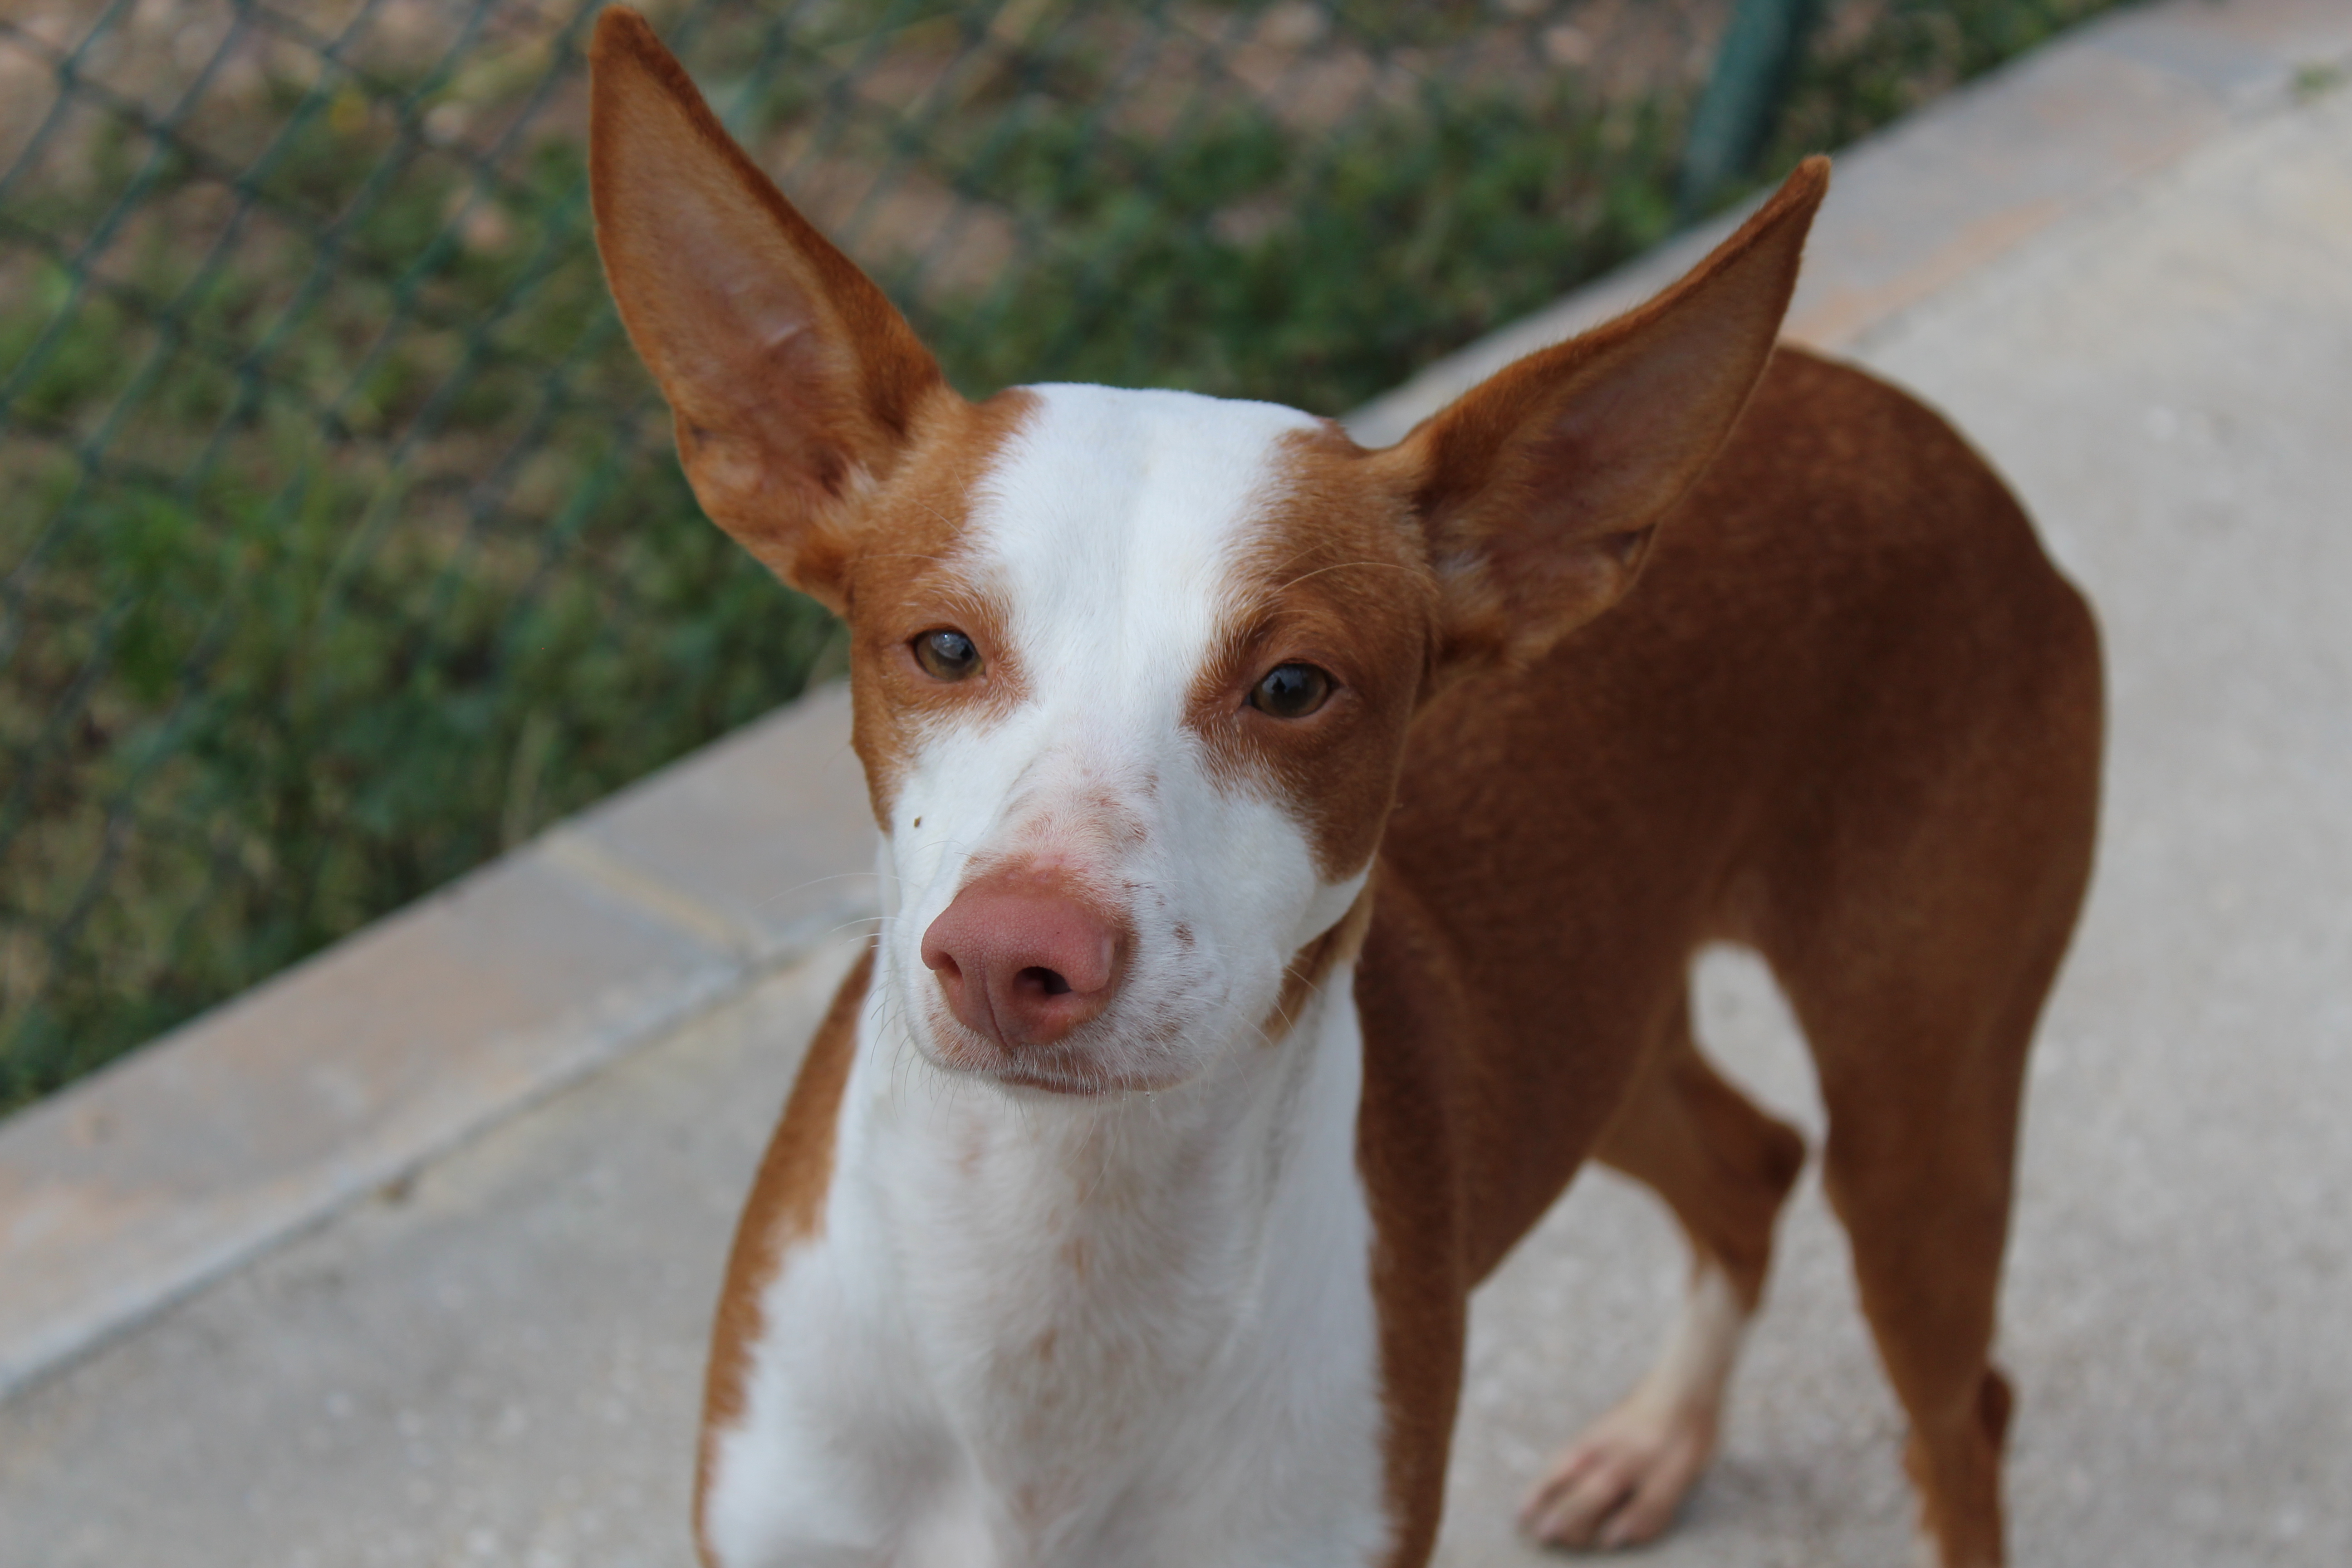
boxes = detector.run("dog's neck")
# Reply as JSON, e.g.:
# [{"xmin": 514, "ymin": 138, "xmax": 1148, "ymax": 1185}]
[{"xmin": 835, "ymin": 914, "xmax": 1385, "ymax": 1543}]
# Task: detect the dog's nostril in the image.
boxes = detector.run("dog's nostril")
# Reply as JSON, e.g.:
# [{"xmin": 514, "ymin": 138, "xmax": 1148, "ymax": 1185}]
[{"xmin": 1018, "ymin": 965, "xmax": 1073, "ymax": 998}]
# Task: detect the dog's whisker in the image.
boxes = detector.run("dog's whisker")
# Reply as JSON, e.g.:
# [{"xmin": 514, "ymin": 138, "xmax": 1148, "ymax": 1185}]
[{"xmin": 1268, "ymin": 558, "xmax": 1421, "ymax": 596}]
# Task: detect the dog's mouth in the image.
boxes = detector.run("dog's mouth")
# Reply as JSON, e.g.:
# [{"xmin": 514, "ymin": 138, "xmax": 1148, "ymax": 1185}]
[
  {"xmin": 989, "ymin": 1060, "xmax": 1124, "ymax": 1098},
  {"xmin": 948, "ymin": 1029, "xmax": 1191, "ymax": 1099},
  {"xmin": 916, "ymin": 990, "xmax": 1193, "ymax": 1098}
]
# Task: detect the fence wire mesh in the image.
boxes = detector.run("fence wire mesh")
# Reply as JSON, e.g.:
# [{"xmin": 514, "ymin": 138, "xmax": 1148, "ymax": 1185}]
[{"xmin": 0, "ymin": 0, "xmax": 2121, "ymax": 1108}]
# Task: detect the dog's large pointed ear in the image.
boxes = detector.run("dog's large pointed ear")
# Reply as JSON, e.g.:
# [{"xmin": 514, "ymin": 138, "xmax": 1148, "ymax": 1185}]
[
  {"xmin": 589, "ymin": 8, "xmax": 949, "ymax": 612},
  {"xmin": 1380, "ymin": 158, "xmax": 1829, "ymax": 668}
]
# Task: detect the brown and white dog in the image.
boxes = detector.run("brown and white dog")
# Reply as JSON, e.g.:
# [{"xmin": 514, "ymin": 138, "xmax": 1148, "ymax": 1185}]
[{"xmin": 588, "ymin": 11, "xmax": 2102, "ymax": 1567}]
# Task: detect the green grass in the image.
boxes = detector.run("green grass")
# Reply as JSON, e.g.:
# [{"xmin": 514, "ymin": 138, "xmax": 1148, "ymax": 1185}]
[{"xmin": 0, "ymin": 0, "xmax": 2129, "ymax": 1111}]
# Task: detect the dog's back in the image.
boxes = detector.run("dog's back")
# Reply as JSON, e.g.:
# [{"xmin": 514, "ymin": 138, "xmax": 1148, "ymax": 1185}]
[{"xmin": 1362, "ymin": 346, "xmax": 2102, "ymax": 1560}]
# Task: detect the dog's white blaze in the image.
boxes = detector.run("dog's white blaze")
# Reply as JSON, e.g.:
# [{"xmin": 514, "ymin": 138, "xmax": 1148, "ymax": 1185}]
[{"xmin": 701, "ymin": 386, "xmax": 1391, "ymax": 1567}]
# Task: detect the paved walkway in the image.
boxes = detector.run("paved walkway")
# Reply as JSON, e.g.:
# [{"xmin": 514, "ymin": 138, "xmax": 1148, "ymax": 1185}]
[{"xmin": 4, "ymin": 3, "xmax": 2349, "ymax": 1564}]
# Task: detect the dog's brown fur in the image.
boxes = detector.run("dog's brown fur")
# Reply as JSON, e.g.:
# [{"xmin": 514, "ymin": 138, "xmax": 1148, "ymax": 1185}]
[{"xmin": 1355, "ymin": 341, "xmax": 2101, "ymax": 1562}]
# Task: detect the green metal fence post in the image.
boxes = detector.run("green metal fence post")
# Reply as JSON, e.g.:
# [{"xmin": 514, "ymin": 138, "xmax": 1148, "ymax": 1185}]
[{"xmin": 1678, "ymin": 0, "xmax": 1822, "ymax": 217}]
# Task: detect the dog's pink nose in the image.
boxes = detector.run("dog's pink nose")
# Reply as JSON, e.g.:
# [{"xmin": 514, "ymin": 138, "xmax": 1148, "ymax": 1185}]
[{"xmin": 920, "ymin": 872, "xmax": 1126, "ymax": 1051}]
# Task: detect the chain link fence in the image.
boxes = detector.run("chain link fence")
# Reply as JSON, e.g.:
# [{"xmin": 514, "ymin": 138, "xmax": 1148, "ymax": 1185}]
[{"xmin": 0, "ymin": 0, "xmax": 2122, "ymax": 1109}]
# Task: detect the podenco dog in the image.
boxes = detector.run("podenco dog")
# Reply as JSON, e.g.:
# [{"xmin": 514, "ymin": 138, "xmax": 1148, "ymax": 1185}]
[{"xmin": 588, "ymin": 11, "xmax": 2102, "ymax": 1567}]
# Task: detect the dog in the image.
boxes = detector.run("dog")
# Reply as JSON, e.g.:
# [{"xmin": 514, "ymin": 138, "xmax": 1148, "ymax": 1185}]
[{"xmin": 587, "ymin": 10, "xmax": 2102, "ymax": 1566}]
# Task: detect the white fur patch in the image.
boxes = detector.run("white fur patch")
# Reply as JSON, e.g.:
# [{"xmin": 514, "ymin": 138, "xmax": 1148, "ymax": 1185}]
[
  {"xmin": 1624, "ymin": 1259, "xmax": 1745, "ymax": 1424},
  {"xmin": 702, "ymin": 962, "xmax": 1389, "ymax": 1568}
]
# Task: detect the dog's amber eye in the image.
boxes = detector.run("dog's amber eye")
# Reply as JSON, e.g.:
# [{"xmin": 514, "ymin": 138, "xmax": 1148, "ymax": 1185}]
[
  {"xmin": 1249, "ymin": 663, "xmax": 1331, "ymax": 719},
  {"xmin": 913, "ymin": 628, "xmax": 980, "ymax": 681}
]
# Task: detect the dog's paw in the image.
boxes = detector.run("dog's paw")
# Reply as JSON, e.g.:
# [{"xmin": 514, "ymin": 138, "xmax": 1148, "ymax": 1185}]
[{"xmin": 1515, "ymin": 1397, "xmax": 1719, "ymax": 1552}]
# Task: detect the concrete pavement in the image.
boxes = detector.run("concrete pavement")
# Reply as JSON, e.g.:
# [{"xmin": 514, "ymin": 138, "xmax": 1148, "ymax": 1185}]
[{"xmin": 4, "ymin": 1, "xmax": 2348, "ymax": 1562}]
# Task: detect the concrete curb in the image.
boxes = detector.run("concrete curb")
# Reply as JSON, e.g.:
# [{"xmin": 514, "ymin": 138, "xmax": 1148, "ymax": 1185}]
[
  {"xmin": 0, "ymin": 687, "xmax": 874, "ymax": 1399},
  {"xmin": 3, "ymin": 0, "xmax": 2346, "ymax": 1406}
]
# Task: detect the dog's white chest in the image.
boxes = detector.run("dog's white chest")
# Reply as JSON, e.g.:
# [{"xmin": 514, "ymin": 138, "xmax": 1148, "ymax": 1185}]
[{"xmin": 699, "ymin": 969, "xmax": 1393, "ymax": 1568}]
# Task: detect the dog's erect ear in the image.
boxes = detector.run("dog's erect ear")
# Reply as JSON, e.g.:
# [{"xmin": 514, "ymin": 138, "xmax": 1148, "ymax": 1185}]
[
  {"xmin": 589, "ymin": 8, "xmax": 948, "ymax": 612},
  {"xmin": 1382, "ymin": 157, "xmax": 1829, "ymax": 668}
]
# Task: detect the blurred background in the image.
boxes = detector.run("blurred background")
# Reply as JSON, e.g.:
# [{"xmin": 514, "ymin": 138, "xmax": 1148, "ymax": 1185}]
[{"xmin": 0, "ymin": 0, "xmax": 2126, "ymax": 1109}]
